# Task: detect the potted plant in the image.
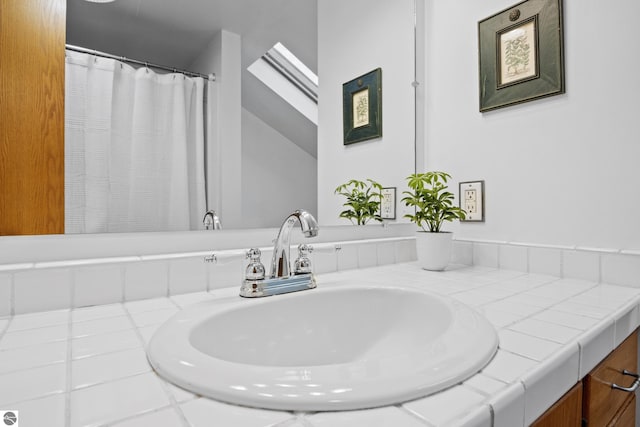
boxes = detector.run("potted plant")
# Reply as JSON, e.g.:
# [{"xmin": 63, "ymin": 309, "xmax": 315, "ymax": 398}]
[
  {"xmin": 402, "ymin": 171, "xmax": 466, "ymax": 270},
  {"xmin": 334, "ymin": 179, "xmax": 383, "ymax": 225}
]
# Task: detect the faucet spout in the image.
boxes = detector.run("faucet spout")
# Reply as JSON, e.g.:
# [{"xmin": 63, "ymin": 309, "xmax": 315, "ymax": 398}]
[
  {"xmin": 203, "ymin": 210, "xmax": 222, "ymax": 230},
  {"xmin": 270, "ymin": 209, "xmax": 318, "ymax": 279}
]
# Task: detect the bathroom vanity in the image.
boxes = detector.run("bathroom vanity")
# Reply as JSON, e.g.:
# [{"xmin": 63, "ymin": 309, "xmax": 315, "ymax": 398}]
[{"xmin": 534, "ymin": 331, "xmax": 637, "ymax": 426}]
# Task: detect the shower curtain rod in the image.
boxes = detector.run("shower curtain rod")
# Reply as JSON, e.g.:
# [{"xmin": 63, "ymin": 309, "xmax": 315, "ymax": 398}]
[{"xmin": 65, "ymin": 44, "xmax": 216, "ymax": 81}]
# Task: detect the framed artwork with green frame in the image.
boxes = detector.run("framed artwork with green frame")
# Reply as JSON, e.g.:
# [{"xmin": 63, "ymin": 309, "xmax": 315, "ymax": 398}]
[
  {"xmin": 342, "ymin": 68, "xmax": 382, "ymax": 145},
  {"xmin": 478, "ymin": 0, "xmax": 564, "ymax": 112}
]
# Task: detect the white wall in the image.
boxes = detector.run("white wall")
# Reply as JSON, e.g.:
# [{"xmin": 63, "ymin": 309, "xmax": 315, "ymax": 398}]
[
  {"xmin": 190, "ymin": 30, "xmax": 243, "ymax": 229},
  {"xmin": 241, "ymin": 108, "xmax": 317, "ymax": 228},
  {"xmin": 317, "ymin": 0, "xmax": 416, "ymax": 226},
  {"xmin": 424, "ymin": 0, "xmax": 640, "ymax": 250}
]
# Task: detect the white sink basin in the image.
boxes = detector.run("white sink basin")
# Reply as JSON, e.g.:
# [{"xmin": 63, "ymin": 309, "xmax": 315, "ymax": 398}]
[{"xmin": 147, "ymin": 284, "xmax": 498, "ymax": 411}]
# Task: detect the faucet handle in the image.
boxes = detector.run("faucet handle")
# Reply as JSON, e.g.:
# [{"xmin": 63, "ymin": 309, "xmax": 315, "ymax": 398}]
[
  {"xmin": 245, "ymin": 248, "xmax": 265, "ymax": 281},
  {"xmin": 294, "ymin": 244, "xmax": 313, "ymax": 275}
]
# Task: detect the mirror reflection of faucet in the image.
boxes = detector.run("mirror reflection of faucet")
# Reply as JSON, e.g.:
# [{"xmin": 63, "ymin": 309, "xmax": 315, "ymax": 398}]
[
  {"xmin": 203, "ymin": 210, "xmax": 222, "ymax": 230},
  {"xmin": 240, "ymin": 209, "xmax": 318, "ymax": 298}
]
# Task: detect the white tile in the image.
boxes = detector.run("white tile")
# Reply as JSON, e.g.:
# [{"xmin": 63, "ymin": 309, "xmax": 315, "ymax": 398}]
[
  {"xmin": 163, "ymin": 380, "xmax": 197, "ymax": 403},
  {"xmin": 487, "ymin": 381, "xmax": 525, "ymax": 427},
  {"xmin": 274, "ymin": 416, "xmax": 312, "ymax": 427},
  {"xmin": 124, "ymin": 260, "xmax": 169, "ymax": 301},
  {"xmin": 521, "ymin": 344, "xmax": 580, "ymax": 425},
  {"xmin": 130, "ymin": 307, "xmax": 179, "ymax": 328},
  {"xmin": 464, "ymin": 373, "xmax": 508, "ymax": 396},
  {"xmin": 528, "ymin": 247, "xmax": 562, "ymax": 277},
  {"xmin": 478, "ymin": 269, "xmax": 526, "ymax": 282},
  {"xmin": 396, "ymin": 239, "xmax": 417, "ymax": 263},
  {"xmin": 502, "ymin": 293, "xmax": 557, "ymax": 308},
  {"xmin": 451, "ymin": 240, "xmax": 473, "ymax": 266},
  {"xmin": 450, "ymin": 404, "xmax": 492, "ymax": 427},
  {"xmin": 10, "ymin": 394, "xmax": 66, "ymax": 427},
  {"xmin": 74, "ymin": 264, "xmax": 124, "ymax": 308},
  {"xmin": 0, "ymin": 363, "xmax": 66, "ymax": 405},
  {"xmin": 473, "ymin": 243, "xmax": 499, "ymax": 268},
  {"xmin": 403, "ymin": 385, "xmax": 485, "ymax": 426},
  {"xmin": 7, "ymin": 309, "xmax": 69, "ymax": 332},
  {"xmin": 336, "ymin": 244, "xmax": 358, "ymax": 271},
  {"xmin": 70, "ymin": 373, "xmax": 170, "ymax": 427},
  {"xmin": 562, "ymin": 250, "xmax": 600, "ymax": 282},
  {"xmin": 72, "ymin": 328, "xmax": 141, "ymax": 359},
  {"xmin": 0, "ymin": 274, "xmax": 11, "ymax": 317},
  {"xmin": 308, "ymin": 405, "xmax": 425, "ymax": 427},
  {"xmin": 601, "ymin": 253, "xmax": 640, "ymax": 287},
  {"xmin": 481, "ymin": 350, "xmax": 538, "ymax": 383},
  {"xmin": 125, "ymin": 297, "xmax": 175, "ymax": 314},
  {"xmin": 499, "ymin": 245, "xmax": 528, "ymax": 272},
  {"xmin": 170, "ymin": 291, "xmax": 215, "ymax": 308},
  {"xmin": 532, "ymin": 309, "xmax": 599, "ymax": 331},
  {"xmin": 573, "ymin": 288, "xmax": 634, "ymax": 310},
  {"xmin": 479, "ymin": 308, "xmax": 522, "ymax": 328},
  {"xmin": 577, "ymin": 318, "xmax": 615, "ymax": 378},
  {"xmin": 613, "ymin": 304, "xmax": 639, "ymax": 348},
  {"xmin": 497, "ymin": 274, "xmax": 557, "ymax": 289},
  {"xmin": 357, "ymin": 243, "xmax": 378, "ymax": 268},
  {"xmin": 207, "ymin": 257, "xmax": 243, "ymax": 290},
  {"xmin": 181, "ymin": 397, "xmax": 292, "ymax": 427},
  {"xmin": 498, "ymin": 329, "xmax": 561, "ymax": 361},
  {"xmin": 111, "ymin": 407, "xmax": 184, "ymax": 427},
  {"xmin": 169, "ymin": 256, "xmax": 208, "ymax": 295},
  {"xmin": 552, "ymin": 301, "xmax": 611, "ymax": 319},
  {"xmin": 597, "ymin": 284, "xmax": 640, "ymax": 302},
  {"xmin": 72, "ymin": 303, "xmax": 127, "ymax": 323},
  {"xmin": 376, "ymin": 241, "xmax": 396, "ymax": 266},
  {"xmin": 529, "ymin": 279, "xmax": 595, "ymax": 300},
  {"xmin": 72, "ymin": 315, "xmax": 134, "ymax": 338},
  {"xmin": 508, "ymin": 318, "xmax": 582, "ymax": 344},
  {"xmin": 138, "ymin": 324, "xmax": 162, "ymax": 346},
  {"xmin": 72, "ymin": 347, "xmax": 151, "ymax": 389},
  {"xmin": 451, "ymin": 291, "xmax": 496, "ymax": 307},
  {"xmin": 14, "ymin": 268, "xmax": 72, "ymax": 314},
  {"xmin": 483, "ymin": 300, "xmax": 543, "ymax": 318},
  {"xmin": 311, "ymin": 250, "xmax": 337, "ymax": 274},
  {"xmin": 0, "ymin": 324, "xmax": 68, "ymax": 350},
  {"xmin": 0, "ymin": 340, "xmax": 67, "ymax": 374}
]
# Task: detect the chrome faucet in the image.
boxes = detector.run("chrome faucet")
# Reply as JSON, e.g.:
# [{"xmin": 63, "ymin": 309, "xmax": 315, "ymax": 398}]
[
  {"xmin": 270, "ymin": 209, "xmax": 318, "ymax": 279},
  {"xmin": 203, "ymin": 210, "xmax": 222, "ymax": 230}
]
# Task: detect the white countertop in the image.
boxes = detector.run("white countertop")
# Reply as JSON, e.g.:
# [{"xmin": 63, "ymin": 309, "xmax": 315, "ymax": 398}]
[{"xmin": 0, "ymin": 262, "xmax": 638, "ymax": 427}]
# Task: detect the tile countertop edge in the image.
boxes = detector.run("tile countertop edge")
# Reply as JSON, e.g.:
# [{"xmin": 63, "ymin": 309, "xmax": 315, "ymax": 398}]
[{"xmin": 479, "ymin": 294, "xmax": 640, "ymax": 427}]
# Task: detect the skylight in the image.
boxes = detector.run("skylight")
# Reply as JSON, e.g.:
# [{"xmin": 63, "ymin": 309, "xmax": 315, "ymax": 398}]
[{"xmin": 248, "ymin": 42, "xmax": 318, "ymax": 124}]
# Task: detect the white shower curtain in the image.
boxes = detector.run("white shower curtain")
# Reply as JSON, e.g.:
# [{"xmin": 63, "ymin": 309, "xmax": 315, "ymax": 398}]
[{"xmin": 65, "ymin": 50, "xmax": 208, "ymax": 233}]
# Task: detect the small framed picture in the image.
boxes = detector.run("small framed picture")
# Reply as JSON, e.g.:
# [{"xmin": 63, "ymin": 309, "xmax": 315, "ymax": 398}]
[
  {"xmin": 342, "ymin": 68, "xmax": 382, "ymax": 145},
  {"xmin": 380, "ymin": 187, "xmax": 396, "ymax": 220},
  {"xmin": 478, "ymin": 0, "xmax": 564, "ymax": 112},
  {"xmin": 459, "ymin": 181, "xmax": 485, "ymax": 222}
]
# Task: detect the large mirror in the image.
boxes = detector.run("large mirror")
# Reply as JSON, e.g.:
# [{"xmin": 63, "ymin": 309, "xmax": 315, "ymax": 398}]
[{"xmin": 65, "ymin": 0, "xmax": 318, "ymax": 232}]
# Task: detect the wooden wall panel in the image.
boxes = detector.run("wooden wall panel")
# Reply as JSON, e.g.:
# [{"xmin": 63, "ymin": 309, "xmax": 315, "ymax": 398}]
[{"xmin": 0, "ymin": 0, "xmax": 66, "ymax": 235}]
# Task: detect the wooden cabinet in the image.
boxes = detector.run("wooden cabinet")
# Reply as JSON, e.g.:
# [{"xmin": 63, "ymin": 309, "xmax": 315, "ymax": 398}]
[
  {"xmin": 583, "ymin": 332, "xmax": 638, "ymax": 426},
  {"xmin": 531, "ymin": 382, "xmax": 583, "ymax": 427},
  {"xmin": 534, "ymin": 331, "xmax": 638, "ymax": 427}
]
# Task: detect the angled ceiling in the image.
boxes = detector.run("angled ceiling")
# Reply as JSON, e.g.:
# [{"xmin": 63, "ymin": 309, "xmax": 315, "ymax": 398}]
[{"xmin": 66, "ymin": 0, "xmax": 318, "ymax": 157}]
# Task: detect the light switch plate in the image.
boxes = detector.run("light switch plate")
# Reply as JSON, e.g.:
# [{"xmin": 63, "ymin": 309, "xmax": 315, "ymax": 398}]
[{"xmin": 459, "ymin": 181, "xmax": 484, "ymax": 222}]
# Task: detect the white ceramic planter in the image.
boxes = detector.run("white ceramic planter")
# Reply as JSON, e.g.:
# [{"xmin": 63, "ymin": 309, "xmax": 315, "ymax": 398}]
[{"xmin": 415, "ymin": 231, "xmax": 453, "ymax": 271}]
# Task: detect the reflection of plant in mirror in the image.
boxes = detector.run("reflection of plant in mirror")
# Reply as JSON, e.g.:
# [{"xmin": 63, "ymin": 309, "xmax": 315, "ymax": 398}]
[
  {"xmin": 402, "ymin": 171, "xmax": 466, "ymax": 232},
  {"xmin": 334, "ymin": 179, "xmax": 383, "ymax": 225}
]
